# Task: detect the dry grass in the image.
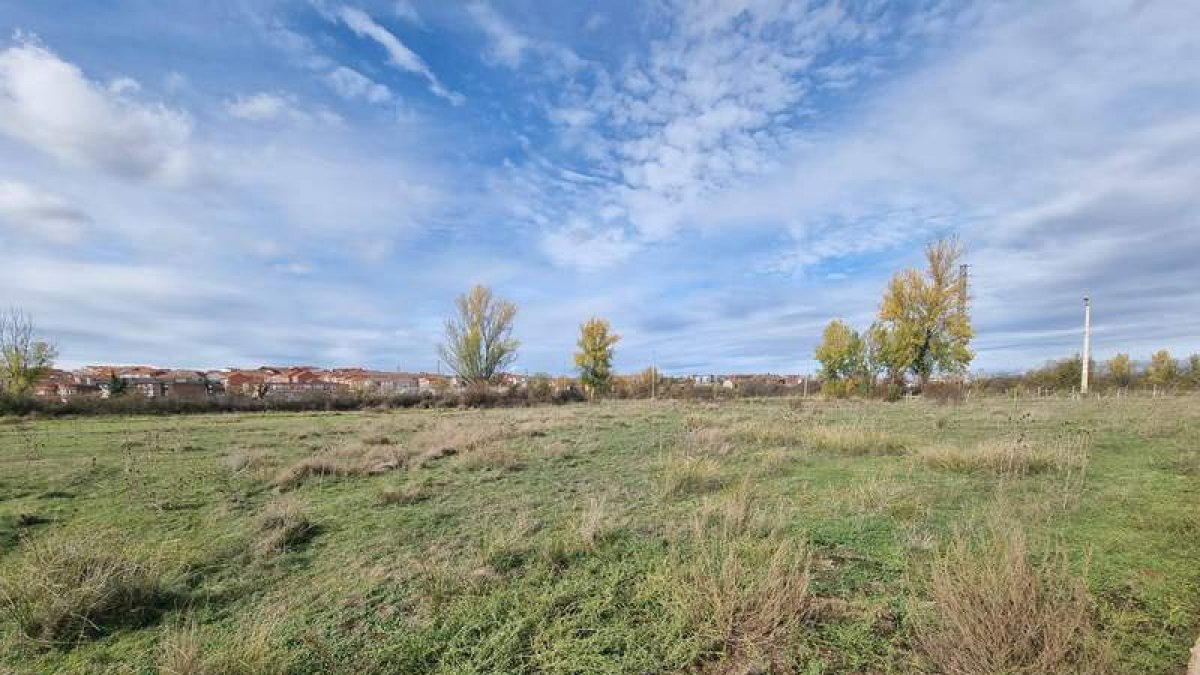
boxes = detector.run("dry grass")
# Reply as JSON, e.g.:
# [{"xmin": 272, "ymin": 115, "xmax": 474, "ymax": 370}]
[
  {"xmin": 804, "ymin": 424, "xmax": 908, "ymax": 455},
  {"xmin": 916, "ymin": 434, "xmax": 1090, "ymax": 478},
  {"xmin": 157, "ymin": 613, "xmax": 288, "ymax": 675},
  {"xmin": 660, "ymin": 455, "xmax": 725, "ymax": 498},
  {"xmin": 271, "ymin": 442, "xmax": 406, "ymax": 489},
  {"xmin": 663, "ymin": 501, "xmax": 811, "ymax": 671},
  {"xmin": 912, "ymin": 519, "xmax": 1111, "ymax": 674},
  {"xmin": 379, "ymin": 480, "xmax": 432, "ymax": 506},
  {"xmin": 575, "ymin": 495, "xmax": 622, "ymax": 550},
  {"xmin": 408, "ymin": 417, "xmax": 516, "ymax": 467},
  {"xmin": 0, "ymin": 531, "xmax": 167, "ymax": 643},
  {"xmin": 255, "ymin": 496, "xmax": 315, "ymax": 556},
  {"xmin": 456, "ymin": 445, "xmax": 522, "ymax": 471},
  {"xmin": 682, "ymin": 426, "xmax": 734, "ymax": 455},
  {"xmin": 220, "ymin": 447, "xmax": 276, "ymax": 474}
]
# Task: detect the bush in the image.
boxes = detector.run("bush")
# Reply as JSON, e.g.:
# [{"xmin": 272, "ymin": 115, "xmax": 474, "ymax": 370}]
[
  {"xmin": 912, "ymin": 519, "xmax": 1111, "ymax": 674},
  {"xmin": 0, "ymin": 531, "xmax": 169, "ymax": 643}
]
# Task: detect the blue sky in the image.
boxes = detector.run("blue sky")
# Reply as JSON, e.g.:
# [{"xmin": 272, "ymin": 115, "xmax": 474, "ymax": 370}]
[{"xmin": 1, "ymin": 0, "xmax": 1197, "ymax": 375}]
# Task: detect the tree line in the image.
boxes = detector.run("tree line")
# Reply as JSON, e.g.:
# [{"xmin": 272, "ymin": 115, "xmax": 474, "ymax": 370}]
[{"xmin": 814, "ymin": 237, "xmax": 974, "ymax": 397}]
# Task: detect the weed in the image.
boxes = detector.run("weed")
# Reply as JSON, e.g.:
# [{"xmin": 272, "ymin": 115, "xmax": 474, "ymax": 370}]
[
  {"xmin": 663, "ymin": 507, "xmax": 811, "ymax": 671},
  {"xmin": 255, "ymin": 496, "xmax": 315, "ymax": 556},
  {"xmin": 911, "ymin": 519, "xmax": 1112, "ymax": 674},
  {"xmin": 660, "ymin": 455, "xmax": 725, "ymax": 498},
  {"xmin": 0, "ymin": 531, "xmax": 169, "ymax": 643}
]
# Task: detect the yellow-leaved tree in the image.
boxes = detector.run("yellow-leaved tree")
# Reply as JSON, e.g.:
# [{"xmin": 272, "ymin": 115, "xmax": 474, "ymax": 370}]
[
  {"xmin": 574, "ymin": 318, "xmax": 620, "ymax": 398},
  {"xmin": 874, "ymin": 237, "xmax": 974, "ymax": 387},
  {"xmin": 1, "ymin": 308, "xmax": 58, "ymax": 397},
  {"xmin": 437, "ymin": 285, "xmax": 520, "ymax": 386},
  {"xmin": 1106, "ymin": 353, "xmax": 1133, "ymax": 388}
]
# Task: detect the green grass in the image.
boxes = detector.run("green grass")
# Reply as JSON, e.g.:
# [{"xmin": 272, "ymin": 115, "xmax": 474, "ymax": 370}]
[{"xmin": 0, "ymin": 397, "xmax": 1197, "ymax": 673}]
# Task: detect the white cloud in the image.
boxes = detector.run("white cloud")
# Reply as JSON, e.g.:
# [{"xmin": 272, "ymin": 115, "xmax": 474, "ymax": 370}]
[
  {"xmin": 0, "ymin": 39, "xmax": 193, "ymax": 183},
  {"xmin": 226, "ymin": 92, "xmax": 292, "ymax": 121},
  {"xmin": 336, "ymin": 5, "xmax": 464, "ymax": 105},
  {"xmin": 465, "ymin": 1, "xmax": 583, "ymax": 73},
  {"xmin": 541, "ymin": 222, "xmax": 637, "ymax": 271},
  {"xmin": 325, "ymin": 66, "xmax": 392, "ymax": 103},
  {"xmin": 392, "ymin": 0, "xmax": 424, "ymax": 27},
  {"xmin": 0, "ymin": 179, "xmax": 89, "ymax": 244},
  {"xmin": 465, "ymin": 1, "xmax": 530, "ymax": 68}
]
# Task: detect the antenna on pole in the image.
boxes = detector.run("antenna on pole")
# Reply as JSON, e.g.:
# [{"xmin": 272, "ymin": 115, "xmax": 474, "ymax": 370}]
[{"xmin": 1081, "ymin": 296, "xmax": 1091, "ymax": 395}]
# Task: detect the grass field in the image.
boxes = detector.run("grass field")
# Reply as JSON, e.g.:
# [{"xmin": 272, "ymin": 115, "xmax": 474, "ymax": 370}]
[{"xmin": 1, "ymin": 397, "xmax": 1198, "ymax": 674}]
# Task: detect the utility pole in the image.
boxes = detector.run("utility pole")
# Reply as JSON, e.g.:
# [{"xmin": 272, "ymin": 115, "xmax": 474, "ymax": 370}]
[
  {"xmin": 1081, "ymin": 296, "xmax": 1092, "ymax": 395},
  {"xmin": 651, "ymin": 350, "xmax": 657, "ymax": 400}
]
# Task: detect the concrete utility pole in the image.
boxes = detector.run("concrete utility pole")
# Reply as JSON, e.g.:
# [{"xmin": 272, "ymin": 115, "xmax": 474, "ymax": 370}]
[
  {"xmin": 1081, "ymin": 296, "xmax": 1092, "ymax": 395},
  {"xmin": 651, "ymin": 350, "xmax": 657, "ymax": 400}
]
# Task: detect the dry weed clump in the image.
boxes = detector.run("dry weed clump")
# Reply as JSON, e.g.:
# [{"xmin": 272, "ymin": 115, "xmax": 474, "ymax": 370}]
[
  {"xmin": 681, "ymin": 426, "xmax": 735, "ymax": 455},
  {"xmin": 456, "ymin": 445, "xmax": 522, "ymax": 471},
  {"xmin": 220, "ymin": 447, "xmax": 276, "ymax": 475},
  {"xmin": 575, "ymin": 495, "xmax": 622, "ymax": 550},
  {"xmin": 408, "ymin": 417, "xmax": 516, "ymax": 467},
  {"xmin": 805, "ymin": 425, "xmax": 908, "ymax": 456},
  {"xmin": 0, "ymin": 530, "xmax": 168, "ymax": 643},
  {"xmin": 379, "ymin": 479, "xmax": 432, "ymax": 506},
  {"xmin": 917, "ymin": 434, "xmax": 1090, "ymax": 478},
  {"xmin": 255, "ymin": 496, "xmax": 315, "ymax": 556},
  {"xmin": 157, "ymin": 613, "xmax": 289, "ymax": 675},
  {"xmin": 271, "ymin": 442, "xmax": 406, "ymax": 489},
  {"xmin": 912, "ymin": 519, "xmax": 1111, "ymax": 674},
  {"xmin": 660, "ymin": 455, "xmax": 725, "ymax": 498},
  {"xmin": 662, "ymin": 500, "xmax": 811, "ymax": 671}
]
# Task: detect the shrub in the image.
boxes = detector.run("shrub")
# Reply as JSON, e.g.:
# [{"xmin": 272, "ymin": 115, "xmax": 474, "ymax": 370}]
[
  {"xmin": 912, "ymin": 520, "xmax": 1111, "ymax": 674},
  {"xmin": 0, "ymin": 531, "xmax": 168, "ymax": 643}
]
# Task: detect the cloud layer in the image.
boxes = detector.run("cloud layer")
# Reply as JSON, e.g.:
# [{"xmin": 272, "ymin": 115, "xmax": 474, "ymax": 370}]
[{"xmin": 0, "ymin": 1, "xmax": 1196, "ymax": 375}]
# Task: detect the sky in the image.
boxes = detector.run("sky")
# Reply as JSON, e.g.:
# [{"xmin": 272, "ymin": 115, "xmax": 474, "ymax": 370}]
[{"xmin": 0, "ymin": 0, "xmax": 1197, "ymax": 376}]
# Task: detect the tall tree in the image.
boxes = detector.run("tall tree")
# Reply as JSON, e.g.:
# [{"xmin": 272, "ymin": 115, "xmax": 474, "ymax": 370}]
[
  {"xmin": 437, "ymin": 286, "xmax": 520, "ymax": 386},
  {"xmin": 876, "ymin": 237, "xmax": 974, "ymax": 386},
  {"xmin": 814, "ymin": 319, "xmax": 865, "ymax": 381},
  {"xmin": 1146, "ymin": 349, "xmax": 1178, "ymax": 387},
  {"xmin": 1106, "ymin": 353, "xmax": 1133, "ymax": 388},
  {"xmin": 574, "ymin": 318, "xmax": 620, "ymax": 398},
  {"xmin": 0, "ymin": 308, "xmax": 58, "ymax": 397}
]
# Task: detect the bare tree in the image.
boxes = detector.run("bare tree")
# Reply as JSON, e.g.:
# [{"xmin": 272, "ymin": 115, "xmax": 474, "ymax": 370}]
[
  {"xmin": 437, "ymin": 286, "xmax": 519, "ymax": 386},
  {"xmin": 0, "ymin": 308, "xmax": 58, "ymax": 397}
]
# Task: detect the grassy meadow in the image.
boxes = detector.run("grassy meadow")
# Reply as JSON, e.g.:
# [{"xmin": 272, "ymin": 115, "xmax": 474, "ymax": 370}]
[{"xmin": 1, "ymin": 396, "xmax": 1198, "ymax": 673}]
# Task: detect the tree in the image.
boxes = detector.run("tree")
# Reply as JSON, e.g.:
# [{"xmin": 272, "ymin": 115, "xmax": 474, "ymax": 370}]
[
  {"xmin": 876, "ymin": 237, "xmax": 973, "ymax": 387},
  {"xmin": 437, "ymin": 286, "xmax": 520, "ymax": 386},
  {"xmin": 574, "ymin": 318, "xmax": 620, "ymax": 398},
  {"xmin": 0, "ymin": 308, "xmax": 58, "ymax": 397},
  {"xmin": 865, "ymin": 321, "xmax": 906, "ymax": 385},
  {"xmin": 1146, "ymin": 349, "xmax": 1178, "ymax": 387},
  {"xmin": 1106, "ymin": 353, "xmax": 1133, "ymax": 388},
  {"xmin": 106, "ymin": 373, "xmax": 130, "ymax": 397},
  {"xmin": 814, "ymin": 320, "xmax": 865, "ymax": 381},
  {"xmin": 1187, "ymin": 354, "xmax": 1200, "ymax": 388}
]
